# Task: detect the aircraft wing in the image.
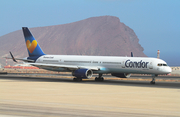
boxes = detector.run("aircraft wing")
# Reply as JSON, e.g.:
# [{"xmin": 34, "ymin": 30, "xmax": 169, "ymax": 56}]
[
  {"xmin": 78, "ymin": 66, "xmax": 100, "ymax": 71},
  {"xmin": 28, "ymin": 63, "xmax": 100, "ymax": 71}
]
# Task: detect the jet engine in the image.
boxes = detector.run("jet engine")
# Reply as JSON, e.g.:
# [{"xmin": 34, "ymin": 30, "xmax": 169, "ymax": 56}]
[
  {"xmin": 72, "ymin": 69, "xmax": 93, "ymax": 79},
  {"xmin": 111, "ymin": 73, "xmax": 131, "ymax": 78}
]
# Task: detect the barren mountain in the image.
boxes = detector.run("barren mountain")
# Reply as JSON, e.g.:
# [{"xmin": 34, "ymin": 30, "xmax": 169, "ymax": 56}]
[{"xmin": 0, "ymin": 16, "xmax": 146, "ymax": 66}]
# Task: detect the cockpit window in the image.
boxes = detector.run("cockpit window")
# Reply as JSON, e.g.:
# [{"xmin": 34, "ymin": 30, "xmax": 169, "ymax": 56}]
[
  {"xmin": 157, "ymin": 64, "xmax": 162, "ymax": 66},
  {"xmin": 157, "ymin": 63, "xmax": 167, "ymax": 66}
]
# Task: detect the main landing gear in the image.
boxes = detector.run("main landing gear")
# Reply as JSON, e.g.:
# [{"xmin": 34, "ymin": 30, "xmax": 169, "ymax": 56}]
[
  {"xmin": 95, "ymin": 74, "xmax": 104, "ymax": 81},
  {"xmin": 73, "ymin": 78, "xmax": 82, "ymax": 82},
  {"xmin": 150, "ymin": 74, "xmax": 158, "ymax": 84}
]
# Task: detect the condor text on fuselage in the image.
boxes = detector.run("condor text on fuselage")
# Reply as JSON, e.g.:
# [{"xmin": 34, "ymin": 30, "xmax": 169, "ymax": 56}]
[{"xmin": 125, "ymin": 60, "xmax": 149, "ymax": 68}]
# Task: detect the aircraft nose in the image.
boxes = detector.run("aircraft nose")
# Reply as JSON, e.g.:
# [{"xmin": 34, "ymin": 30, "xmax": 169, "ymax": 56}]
[{"xmin": 165, "ymin": 67, "xmax": 172, "ymax": 74}]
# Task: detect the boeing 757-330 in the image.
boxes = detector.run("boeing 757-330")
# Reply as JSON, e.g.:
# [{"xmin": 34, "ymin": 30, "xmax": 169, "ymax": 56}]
[{"xmin": 9, "ymin": 27, "xmax": 172, "ymax": 84}]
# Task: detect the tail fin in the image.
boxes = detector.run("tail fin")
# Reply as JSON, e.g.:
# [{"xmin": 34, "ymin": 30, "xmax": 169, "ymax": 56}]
[{"xmin": 22, "ymin": 27, "xmax": 45, "ymax": 57}]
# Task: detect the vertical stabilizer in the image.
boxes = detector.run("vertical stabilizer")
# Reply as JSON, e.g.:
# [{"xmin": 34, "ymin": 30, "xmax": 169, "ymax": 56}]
[{"xmin": 22, "ymin": 27, "xmax": 45, "ymax": 57}]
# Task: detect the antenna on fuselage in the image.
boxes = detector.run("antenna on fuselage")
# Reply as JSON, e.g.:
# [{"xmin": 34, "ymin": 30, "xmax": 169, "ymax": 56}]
[{"xmin": 131, "ymin": 52, "xmax": 133, "ymax": 57}]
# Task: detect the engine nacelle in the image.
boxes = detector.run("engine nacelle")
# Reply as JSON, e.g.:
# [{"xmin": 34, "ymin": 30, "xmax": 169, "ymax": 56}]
[
  {"xmin": 111, "ymin": 73, "xmax": 131, "ymax": 78},
  {"xmin": 72, "ymin": 69, "xmax": 93, "ymax": 79}
]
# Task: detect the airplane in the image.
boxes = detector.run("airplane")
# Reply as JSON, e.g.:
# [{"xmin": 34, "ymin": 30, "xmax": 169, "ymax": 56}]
[{"xmin": 9, "ymin": 27, "xmax": 172, "ymax": 84}]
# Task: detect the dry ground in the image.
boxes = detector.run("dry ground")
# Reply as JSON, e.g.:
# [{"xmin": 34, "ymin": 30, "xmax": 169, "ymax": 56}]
[{"xmin": 0, "ymin": 78, "xmax": 180, "ymax": 117}]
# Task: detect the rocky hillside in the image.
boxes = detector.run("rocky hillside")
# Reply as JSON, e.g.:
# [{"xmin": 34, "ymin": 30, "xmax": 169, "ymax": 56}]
[{"xmin": 0, "ymin": 16, "xmax": 146, "ymax": 66}]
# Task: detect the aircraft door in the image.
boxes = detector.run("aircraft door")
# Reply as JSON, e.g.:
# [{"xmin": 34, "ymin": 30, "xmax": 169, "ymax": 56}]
[
  {"xmin": 149, "ymin": 62, "xmax": 153, "ymax": 69},
  {"xmin": 122, "ymin": 60, "xmax": 126, "ymax": 68}
]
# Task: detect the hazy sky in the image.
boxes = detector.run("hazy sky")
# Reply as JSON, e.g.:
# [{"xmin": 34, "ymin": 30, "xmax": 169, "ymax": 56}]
[{"xmin": 0, "ymin": 0, "xmax": 180, "ymax": 66}]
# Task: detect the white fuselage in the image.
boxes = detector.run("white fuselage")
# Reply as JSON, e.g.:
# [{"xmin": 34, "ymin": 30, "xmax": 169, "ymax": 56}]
[{"xmin": 34, "ymin": 55, "xmax": 172, "ymax": 75}]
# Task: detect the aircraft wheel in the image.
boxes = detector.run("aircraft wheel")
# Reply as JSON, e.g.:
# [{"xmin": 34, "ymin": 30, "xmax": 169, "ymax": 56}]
[
  {"xmin": 95, "ymin": 77, "xmax": 104, "ymax": 81},
  {"xmin": 101, "ymin": 77, "xmax": 104, "ymax": 81},
  {"xmin": 73, "ymin": 78, "xmax": 77, "ymax": 81},
  {"xmin": 150, "ymin": 81, "xmax": 155, "ymax": 84},
  {"xmin": 73, "ymin": 78, "xmax": 82, "ymax": 82},
  {"xmin": 77, "ymin": 78, "xmax": 82, "ymax": 82}
]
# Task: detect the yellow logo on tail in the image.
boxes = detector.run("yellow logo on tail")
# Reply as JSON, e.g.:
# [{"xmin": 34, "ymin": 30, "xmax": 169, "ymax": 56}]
[{"xmin": 26, "ymin": 40, "xmax": 37, "ymax": 53}]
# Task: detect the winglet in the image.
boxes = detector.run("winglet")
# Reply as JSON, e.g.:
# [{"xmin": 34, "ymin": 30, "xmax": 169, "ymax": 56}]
[{"xmin": 9, "ymin": 51, "xmax": 17, "ymax": 62}]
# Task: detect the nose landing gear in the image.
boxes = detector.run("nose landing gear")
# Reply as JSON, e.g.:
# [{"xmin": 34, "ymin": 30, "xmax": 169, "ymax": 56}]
[{"xmin": 150, "ymin": 74, "xmax": 158, "ymax": 84}]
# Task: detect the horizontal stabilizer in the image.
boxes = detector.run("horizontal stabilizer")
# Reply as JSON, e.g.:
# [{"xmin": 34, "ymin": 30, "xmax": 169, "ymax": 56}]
[{"xmin": 6, "ymin": 52, "xmax": 35, "ymax": 63}]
